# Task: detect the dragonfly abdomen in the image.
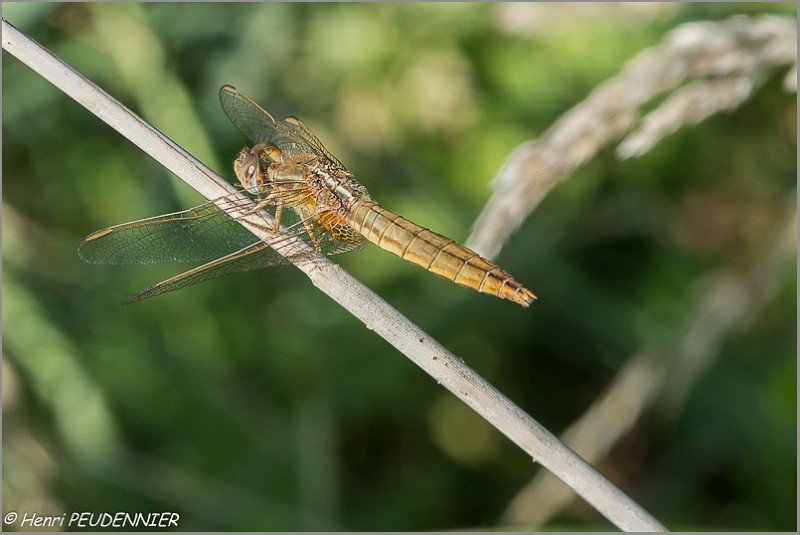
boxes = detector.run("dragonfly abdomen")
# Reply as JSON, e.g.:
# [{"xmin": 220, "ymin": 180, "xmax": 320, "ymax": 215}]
[{"xmin": 347, "ymin": 200, "xmax": 536, "ymax": 307}]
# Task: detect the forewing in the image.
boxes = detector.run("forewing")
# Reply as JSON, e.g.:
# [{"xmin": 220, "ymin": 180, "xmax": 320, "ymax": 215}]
[
  {"xmin": 220, "ymin": 85, "xmax": 320, "ymax": 160},
  {"xmin": 78, "ymin": 198, "xmax": 264, "ymax": 265}
]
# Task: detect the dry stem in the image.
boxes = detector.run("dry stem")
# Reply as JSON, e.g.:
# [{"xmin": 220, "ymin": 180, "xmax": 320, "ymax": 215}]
[{"xmin": 467, "ymin": 15, "xmax": 796, "ymax": 259}]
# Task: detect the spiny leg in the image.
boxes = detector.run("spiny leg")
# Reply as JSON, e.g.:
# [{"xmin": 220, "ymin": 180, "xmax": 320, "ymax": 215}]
[
  {"xmin": 272, "ymin": 200, "xmax": 284, "ymax": 234},
  {"xmin": 302, "ymin": 217, "xmax": 322, "ymax": 252},
  {"xmin": 240, "ymin": 195, "xmax": 276, "ymax": 217}
]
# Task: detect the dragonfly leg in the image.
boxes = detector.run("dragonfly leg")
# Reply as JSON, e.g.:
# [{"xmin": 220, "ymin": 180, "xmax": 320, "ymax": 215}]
[
  {"xmin": 235, "ymin": 196, "xmax": 274, "ymax": 218},
  {"xmin": 272, "ymin": 201, "xmax": 284, "ymax": 234},
  {"xmin": 302, "ymin": 217, "xmax": 322, "ymax": 252}
]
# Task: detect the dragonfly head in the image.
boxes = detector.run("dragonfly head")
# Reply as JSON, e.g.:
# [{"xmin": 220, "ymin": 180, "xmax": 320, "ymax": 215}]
[{"xmin": 234, "ymin": 142, "xmax": 285, "ymax": 195}]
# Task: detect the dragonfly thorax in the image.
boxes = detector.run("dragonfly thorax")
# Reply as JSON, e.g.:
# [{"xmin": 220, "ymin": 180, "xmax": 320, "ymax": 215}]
[{"xmin": 305, "ymin": 158, "xmax": 372, "ymax": 211}]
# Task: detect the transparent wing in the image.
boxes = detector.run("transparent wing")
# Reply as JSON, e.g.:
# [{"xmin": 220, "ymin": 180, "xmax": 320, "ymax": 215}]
[
  {"xmin": 220, "ymin": 85, "xmax": 323, "ymax": 161},
  {"xmin": 79, "ymin": 190, "xmax": 367, "ymax": 302},
  {"xmin": 120, "ymin": 214, "xmax": 366, "ymax": 304},
  {"xmin": 281, "ymin": 116, "xmax": 347, "ymax": 170},
  {"xmin": 78, "ymin": 188, "xmax": 325, "ymax": 266},
  {"xmin": 78, "ymin": 196, "xmax": 263, "ymax": 265},
  {"xmin": 120, "ymin": 241, "xmax": 294, "ymax": 304}
]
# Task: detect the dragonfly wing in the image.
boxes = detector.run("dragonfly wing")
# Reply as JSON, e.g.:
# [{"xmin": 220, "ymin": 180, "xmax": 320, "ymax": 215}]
[
  {"xmin": 220, "ymin": 85, "xmax": 319, "ymax": 160},
  {"xmin": 281, "ymin": 116, "xmax": 347, "ymax": 170},
  {"xmin": 314, "ymin": 220, "xmax": 368, "ymax": 256},
  {"xmin": 122, "ymin": 215, "xmax": 367, "ymax": 304},
  {"xmin": 78, "ymin": 198, "xmax": 270, "ymax": 265},
  {"xmin": 122, "ymin": 240, "xmax": 292, "ymax": 303}
]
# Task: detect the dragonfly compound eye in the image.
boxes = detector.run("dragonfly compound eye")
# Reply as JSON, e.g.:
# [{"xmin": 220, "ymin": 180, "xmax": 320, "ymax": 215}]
[{"xmin": 237, "ymin": 152, "xmax": 264, "ymax": 194}]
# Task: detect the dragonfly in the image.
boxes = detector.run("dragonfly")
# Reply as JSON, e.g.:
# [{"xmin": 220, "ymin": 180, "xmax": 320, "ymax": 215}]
[{"xmin": 79, "ymin": 85, "xmax": 536, "ymax": 307}]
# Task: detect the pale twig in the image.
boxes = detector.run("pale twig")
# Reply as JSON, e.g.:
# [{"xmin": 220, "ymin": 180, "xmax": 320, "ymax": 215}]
[
  {"xmin": 2, "ymin": 18, "xmax": 666, "ymax": 531},
  {"xmin": 467, "ymin": 14, "xmax": 796, "ymax": 259},
  {"xmin": 618, "ymin": 15, "xmax": 797, "ymax": 158},
  {"xmin": 502, "ymin": 205, "xmax": 796, "ymax": 527}
]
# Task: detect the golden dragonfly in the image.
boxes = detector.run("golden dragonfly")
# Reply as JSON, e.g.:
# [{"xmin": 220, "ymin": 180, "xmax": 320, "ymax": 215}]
[{"xmin": 79, "ymin": 85, "xmax": 536, "ymax": 307}]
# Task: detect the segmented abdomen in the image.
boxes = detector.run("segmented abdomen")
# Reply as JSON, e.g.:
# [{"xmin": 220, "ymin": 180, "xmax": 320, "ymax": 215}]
[{"xmin": 346, "ymin": 200, "xmax": 535, "ymax": 307}]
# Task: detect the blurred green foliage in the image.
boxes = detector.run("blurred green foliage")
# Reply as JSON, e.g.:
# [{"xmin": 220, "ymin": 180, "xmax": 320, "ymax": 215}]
[{"xmin": 3, "ymin": 2, "xmax": 795, "ymax": 531}]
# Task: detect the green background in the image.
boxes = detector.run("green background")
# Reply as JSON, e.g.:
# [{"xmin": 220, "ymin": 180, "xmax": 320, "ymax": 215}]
[{"xmin": 3, "ymin": 2, "xmax": 796, "ymax": 531}]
